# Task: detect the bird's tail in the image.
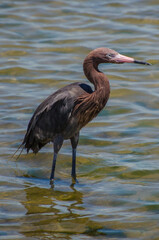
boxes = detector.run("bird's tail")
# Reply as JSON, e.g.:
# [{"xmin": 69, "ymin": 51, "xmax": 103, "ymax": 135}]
[{"xmin": 11, "ymin": 142, "xmax": 25, "ymax": 161}]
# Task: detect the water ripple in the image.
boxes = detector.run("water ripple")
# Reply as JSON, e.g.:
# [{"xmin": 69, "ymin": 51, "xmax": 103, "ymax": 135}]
[{"xmin": 0, "ymin": 0, "xmax": 159, "ymax": 239}]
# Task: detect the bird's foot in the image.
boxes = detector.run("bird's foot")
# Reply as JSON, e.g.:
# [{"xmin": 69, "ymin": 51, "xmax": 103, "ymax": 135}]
[
  {"xmin": 50, "ymin": 178, "xmax": 54, "ymax": 187},
  {"xmin": 71, "ymin": 175, "xmax": 78, "ymax": 184}
]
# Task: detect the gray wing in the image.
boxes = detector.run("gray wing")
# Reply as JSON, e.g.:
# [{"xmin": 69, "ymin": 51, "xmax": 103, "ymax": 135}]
[{"xmin": 23, "ymin": 82, "xmax": 93, "ymax": 153}]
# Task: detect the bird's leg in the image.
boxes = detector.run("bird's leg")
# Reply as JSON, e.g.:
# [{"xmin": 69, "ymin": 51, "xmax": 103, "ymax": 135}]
[
  {"xmin": 50, "ymin": 152, "xmax": 57, "ymax": 184},
  {"xmin": 72, "ymin": 148, "xmax": 76, "ymax": 180},
  {"xmin": 70, "ymin": 132, "xmax": 79, "ymax": 182},
  {"xmin": 50, "ymin": 135, "xmax": 63, "ymax": 184}
]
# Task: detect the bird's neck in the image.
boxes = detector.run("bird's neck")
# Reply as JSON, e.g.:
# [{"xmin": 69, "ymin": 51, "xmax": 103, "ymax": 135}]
[
  {"xmin": 73, "ymin": 58, "xmax": 110, "ymax": 128},
  {"xmin": 83, "ymin": 57, "xmax": 110, "ymax": 98}
]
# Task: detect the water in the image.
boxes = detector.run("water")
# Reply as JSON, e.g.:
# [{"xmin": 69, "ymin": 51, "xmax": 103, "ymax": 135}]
[{"xmin": 0, "ymin": 0, "xmax": 159, "ymax": 239}]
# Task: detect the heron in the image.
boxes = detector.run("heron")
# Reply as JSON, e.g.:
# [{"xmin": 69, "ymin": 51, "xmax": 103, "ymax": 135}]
[{"xmin": 18, "ymin": 47, "xmax": 150, "ymax": 183}]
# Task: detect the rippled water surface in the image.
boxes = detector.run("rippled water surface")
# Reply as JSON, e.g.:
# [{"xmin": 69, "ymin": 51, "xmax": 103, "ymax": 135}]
[{"xmin": 0, "ymin": 0, "xmax": 159, "ymax": 239}]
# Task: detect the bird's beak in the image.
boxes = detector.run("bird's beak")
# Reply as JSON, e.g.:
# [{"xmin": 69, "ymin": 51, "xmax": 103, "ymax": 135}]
[
  {"xmin": 134, "ymin": 59, "xmax": 151, "ymax": 65},
  {"xmin": 114, "ymin": 53, "xmax": 151, "ymax": 65}
]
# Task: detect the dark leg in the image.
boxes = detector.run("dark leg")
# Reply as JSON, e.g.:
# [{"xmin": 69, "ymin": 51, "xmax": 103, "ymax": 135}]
[
  {"xmin": 70, "ymin": 132, "xmax": 79, "ymax": 181},
  {"xmin": 72, "ymin": 148, "xmax": 76, "ymax": 179},
  {"xmin": 50, "ymin": 135, "xmax": 63, "ymax": 184},
  {"xmin": 50, "ymin": 152, "xmax": 57, "ymax": 182}
]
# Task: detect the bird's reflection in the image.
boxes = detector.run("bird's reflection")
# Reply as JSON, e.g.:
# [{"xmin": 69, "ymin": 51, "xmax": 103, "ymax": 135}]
[
  {"xmin": 17, "ymin": 177, "xmax": 126, "ymax": 239},
  {"xmin": 22, "ymin": 178, "xmax": 84, "ymax": 216}
]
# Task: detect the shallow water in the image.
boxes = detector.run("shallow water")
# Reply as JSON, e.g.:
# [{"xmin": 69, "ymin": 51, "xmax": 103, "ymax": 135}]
[{"xmin": 0, "ymin": 0, "xmax": 159, "ymax": 239}]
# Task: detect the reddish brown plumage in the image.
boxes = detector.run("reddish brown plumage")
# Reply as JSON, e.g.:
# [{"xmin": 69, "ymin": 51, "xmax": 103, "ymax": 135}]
[
  {"xmin": 73, "ymin": 85, "xmax": 110, "ymax": 127},
  {"xmin": 73, "ymin": 48, "xmax": 111, "ymax": 128}
]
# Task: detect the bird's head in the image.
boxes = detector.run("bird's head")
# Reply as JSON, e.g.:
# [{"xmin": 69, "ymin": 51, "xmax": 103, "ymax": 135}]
[{"xmin": 88, "ymin": 47, "xmax": 151, "ymax": 66}]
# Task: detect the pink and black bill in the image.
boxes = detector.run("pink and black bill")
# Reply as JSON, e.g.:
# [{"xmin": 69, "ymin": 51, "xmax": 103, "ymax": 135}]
[{"xmin": 112, "ymin": 53, "xmax": 151, "ymax": 65}]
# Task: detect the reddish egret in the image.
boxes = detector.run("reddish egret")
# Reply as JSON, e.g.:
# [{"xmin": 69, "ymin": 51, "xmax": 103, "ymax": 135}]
[{"xmin": 21, "ymin": 48, "xmax": 150, "ymax": 183}]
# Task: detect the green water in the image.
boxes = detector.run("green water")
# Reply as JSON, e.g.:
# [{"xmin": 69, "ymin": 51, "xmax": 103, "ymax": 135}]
[{"xmin": 0, "ymin": 0, "xmax": 159, "ymax": 239}]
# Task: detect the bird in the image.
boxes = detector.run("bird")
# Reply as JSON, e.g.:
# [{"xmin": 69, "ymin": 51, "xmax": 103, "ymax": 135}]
[{"xmin": 19, "ymin": 47, "xmax": 150, "ymax": 184}]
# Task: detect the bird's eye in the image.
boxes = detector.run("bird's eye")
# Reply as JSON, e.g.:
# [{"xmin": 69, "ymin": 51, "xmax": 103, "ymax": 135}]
[{"xmin": 107, "ymin": 53, "xmax": 115, "ymax": 58}]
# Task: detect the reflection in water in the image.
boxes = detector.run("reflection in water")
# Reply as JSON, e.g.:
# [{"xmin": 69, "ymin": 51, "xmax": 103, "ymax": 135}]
[
  {"xmin": 20, "ymin": 179, "xmax": 126, "ymax": 239},
  {"xmin": 21, "ymin": 180, "xmax": 84, "ymax": 238}
]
